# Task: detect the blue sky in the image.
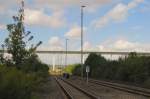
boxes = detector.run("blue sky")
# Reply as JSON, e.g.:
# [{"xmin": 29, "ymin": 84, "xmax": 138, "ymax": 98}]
[{"xmin": 0, "ymin": 0, "xmax": 150, "ymax": 64}]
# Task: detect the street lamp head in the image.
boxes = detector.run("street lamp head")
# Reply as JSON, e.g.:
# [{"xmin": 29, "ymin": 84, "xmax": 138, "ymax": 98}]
[
  {"xmin": 66, "ymin": 38, "xmax": 69, "ymax": 41},
  {"xmin": 81, "ymin": 5, "xmax": 86, "ymax": 8}
]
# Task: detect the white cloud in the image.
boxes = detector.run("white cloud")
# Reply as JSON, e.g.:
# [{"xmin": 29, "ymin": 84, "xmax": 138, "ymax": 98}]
[
  {"xmin": 65, "ymin": 26, "xmax": 81, "ymax": 39},
  {"xmin": 38, "ymin": 36, "xmax": 64, "ymax": 51},
  {"xmin": 34, "ymin": 0, "xmax": 111, "ymax": 11},
  {"xmin": 48, "ymin": 36, "xmax": 63, "ymax": 47},
  {"xmin": 39, "ymin": 38, "xmax": 150, "ymax": 52},
  {"xmin": 0, "ymin": 0, "xmax": 19, "ymax": 11},
  {"xmin": 97, "ymin": 39, "xmax": 150, "ymax": 52},
  {"xmin": 25, "ymin": 9, "xmax": 66, "ymax": 28},
  {"xmin": 0, "ymin": 24, "xmax": 6, "ymax": 30},
  {"xmin": 65, "ymin": 25, "xmax": 86, "ymax": 39},
  {"xmin": 113, "ymin": 39, "xmax": 137, "ymax": 50},
  {"xmin": 97, "ymin": 45, "xmax": 105, "ymax": 51},
  {"xmin": 79, "ymin": 39, "xmax": 150, "ymax": 52},
  {"xmin": 108, "ymin": 3, "xmax": 128, "ymax": 21},
  {"xmin": 93, "ymin": 0, "xmax": 144, "ymax": 28},
  {"xmin": 83, "ymin": 41, "xmax": 93, "ymax": 50},
  {"xmin": 128, "ymin": 0, "xmax": 144, "ymax": 9}
]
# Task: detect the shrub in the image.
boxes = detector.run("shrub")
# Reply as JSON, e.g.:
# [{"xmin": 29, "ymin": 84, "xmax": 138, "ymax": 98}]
[
  {"xmin": 73, "ymin": 52, "xmax": 150, "ymax": 88},
  {"xmin": 63, "ymin": 64, "xmax": 77, "ymax": 75},
  {"xmin": 0, "ymin": 65, "xmax": 38, "ymax": 99},
  {"xmin": 72, "ymin": 64, "xmax": 82, "ymax": 76}
]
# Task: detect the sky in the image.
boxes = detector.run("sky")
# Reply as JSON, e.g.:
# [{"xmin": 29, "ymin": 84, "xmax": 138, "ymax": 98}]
[{"xmin": 0, "ymin": 0, "xmax": 150, "ymax": 64}]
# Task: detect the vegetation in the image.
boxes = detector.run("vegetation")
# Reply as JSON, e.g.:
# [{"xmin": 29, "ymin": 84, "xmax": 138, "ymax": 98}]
[
  {"xmin": 0, "ymin": 65, "xmax": 38, "ymax": 99},
  {"xmin": 70, "ymin": 52, "xmax": 150, "ymax": 88},
  {"xmin": 0, "ymin": 1, "xmax": 49, "ymax": 99},
  {"xmin": 64, "ymin": 64, "xmax": 81, "ymax": 75}
]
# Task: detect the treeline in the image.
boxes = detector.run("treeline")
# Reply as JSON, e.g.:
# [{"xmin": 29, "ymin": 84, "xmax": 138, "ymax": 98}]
[
  {"xmin": 0, "ymin": 2, "xmax": 49, "ymax": 99},
  {"xmin": 70, "ymin": 52, "xmax": 150, "ymax": 88}
]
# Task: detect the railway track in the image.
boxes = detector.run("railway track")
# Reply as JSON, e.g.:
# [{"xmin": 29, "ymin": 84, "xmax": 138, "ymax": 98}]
[
  {"xmin": 73, "ymin": 77, "xmax": 150, "ymax": 98},
  {"xmin": 89, "ymin": 79, "xmax": 150, "ymax": 97},
  {"xmin": 54, "ymin": 77, "xmax": 98, "ymax": 99}
]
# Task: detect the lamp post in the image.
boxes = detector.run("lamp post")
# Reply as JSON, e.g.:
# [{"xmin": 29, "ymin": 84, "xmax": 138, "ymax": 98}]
[
  {"xmin": 65, "ymin": 39, "xmax": 69, "ymax": 67},
  {"xmin": 81, "ymin": 5, "xmax": 86, "ymax": 77}
]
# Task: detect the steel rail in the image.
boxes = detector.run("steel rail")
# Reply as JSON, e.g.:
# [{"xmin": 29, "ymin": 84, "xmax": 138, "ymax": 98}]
[
  {"xmin": 76, "ymin": 77, "xmax": 150, "ymax": 97},
  {"xmin": 60, "ymin": 78, "xmax": 98, "ymax": 99},
  {"xmin": 55, "ymin": 77, "xmax": 73, "ymax": 99},
  {"xmin": 89, "ymin": 79, "xmax": 150, "ymax": 97},
  {"xmin": 56, "ymin": 77, "xmax": 98, "ymax": 99}
]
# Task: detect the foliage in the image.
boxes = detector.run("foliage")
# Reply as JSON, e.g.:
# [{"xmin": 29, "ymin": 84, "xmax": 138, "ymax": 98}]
[
  {"xmin": 0, "ymin": 1, "xmax": 49, "ymax": 99},
  {"xmin": 64, "ymin": 64, "xmax": 79, "ymax": 75},
  {"xmin": 72, "ymin": 52, "xmax": 150, "ymax": 88},
  {"xmin": 21, "ymin": 54, "xmax": 49, "ymax": 73},
  {"xmin": 72, "ymin": 64, "xmax": 82, "ymax": 76},
  {"xmin": 0, "ymin": 0, "xmax": 49, "ymax": 77},
  {"xmin": 1, "ymin": 1, "xmax": 42, "ymax": 68},
  {"xmin": 84, "ymin": 53, "xmax": 107, "ymax": 78},
  {"xmin": 0, "ymin": 65, "xmax": 38, "ymax": 99}
]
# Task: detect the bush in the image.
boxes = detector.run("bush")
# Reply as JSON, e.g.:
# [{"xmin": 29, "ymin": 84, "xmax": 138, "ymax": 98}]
[
  {"xmin": 72, "ymin": 64, "xmax": 82, "ymax": 76},
  {"xmin": 63, "ymin": 64, "xmax": 77, "ymax": 75},
  {"xmin": 0, "ymin": 65, "xmax": 38, "ymax": 99},
  {"xmin": 72, "ymin": 52, "xmax": 150, "ymax": 88}
]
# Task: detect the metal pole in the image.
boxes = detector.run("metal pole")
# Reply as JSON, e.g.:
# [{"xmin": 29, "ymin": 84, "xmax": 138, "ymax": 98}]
[
  {"xmin": 87, "ymin": 72, "xmax": 88, "ymax": 84},
  {"xmin": 65, "ymin": 39, "xmax": 69, "ymax": 67},
  {"xmin": 81, "ymin": 5, "xmax": 85, "ymax": 77}
]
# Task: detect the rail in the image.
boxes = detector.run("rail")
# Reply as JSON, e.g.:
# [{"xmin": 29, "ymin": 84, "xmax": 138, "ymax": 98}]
[{"xmin": 55, "ymin": 77, "xmax": 98, "ymax": 99}]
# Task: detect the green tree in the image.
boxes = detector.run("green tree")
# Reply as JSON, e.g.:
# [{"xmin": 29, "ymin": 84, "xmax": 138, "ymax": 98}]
[
  {"xmin": 84, "ymin": 53, "xmax": 107, "ymax": 77},
  {"xmin": 4, "ymin": 1, "xmax": 42, "ymax": 68}
]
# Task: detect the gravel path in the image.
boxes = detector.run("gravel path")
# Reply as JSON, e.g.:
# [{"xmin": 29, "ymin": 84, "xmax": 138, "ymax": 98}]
[{"xmin": 33, "ymin": 77, "xmax": 66, "ymax": 99}]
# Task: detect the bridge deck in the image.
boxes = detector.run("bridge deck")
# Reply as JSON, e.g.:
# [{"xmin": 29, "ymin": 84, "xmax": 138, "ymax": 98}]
[{"xmin": 0, "ymin": 50, "xmax": 150, "ymax": 55}]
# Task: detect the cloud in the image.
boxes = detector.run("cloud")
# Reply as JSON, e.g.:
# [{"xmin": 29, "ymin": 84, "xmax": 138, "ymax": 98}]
[
  {"xmin": 39, "ymin": 37, "xmax": 150, "ymax": 52},
  {"xmin": 113, "ymin": 39, "xmax": 137, "ymax": 50},
  {"xmin": 83, "ymin": 42, "xmax": 92, "ymax": 50},
  {"xmin": 128, "ymin": 0, "xmax": 144, "ymax": 9},
  {"xmin": 0, "ymin": 24, "xmax": 6, "ymax": 30},
  {"xmin": 25, "ymin": 9, "xmax": 66, "ymax": 28},
  {"xmin": 65, "ymin": 26, "xmax": 81, "ymax": 39},
  {"xmin": 65, "ymin": 25, "xmax": 86, "ymax": 39},
  {"xmin": 79, "ymin": 39, "xmax": 150, "ymax": 52},
  {"xmin": 34, "ymin": 0, "xmax": 111, "ymax": 11},
  {"xmin": 38, "ymin": 36, "xmax": 64, "ymax": 51},
  {"xmin": 0, "ymin": 0, "xmax": 19, "ymax": 11},
  {"xmin": 93, "ymin": 0, "xmax": 144, "ymax": 28},
  {"xmin": 48, "ymin": 36, "xmax": 63, "ymax": 47},
  {"xmin": 97, "ymin": 39, "xmax": 150, "ymax": 52}
]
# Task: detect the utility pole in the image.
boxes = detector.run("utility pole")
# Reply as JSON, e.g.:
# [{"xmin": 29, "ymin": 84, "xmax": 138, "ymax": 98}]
[{"xmin": 81, "ymin": 5, "xmax": 86, "ymax": 77}]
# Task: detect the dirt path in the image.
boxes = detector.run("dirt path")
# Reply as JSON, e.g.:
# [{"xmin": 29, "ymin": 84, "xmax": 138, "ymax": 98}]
[{"xmin": 33, "ymin": 77, "xmax": 66, "ymax": 99}]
